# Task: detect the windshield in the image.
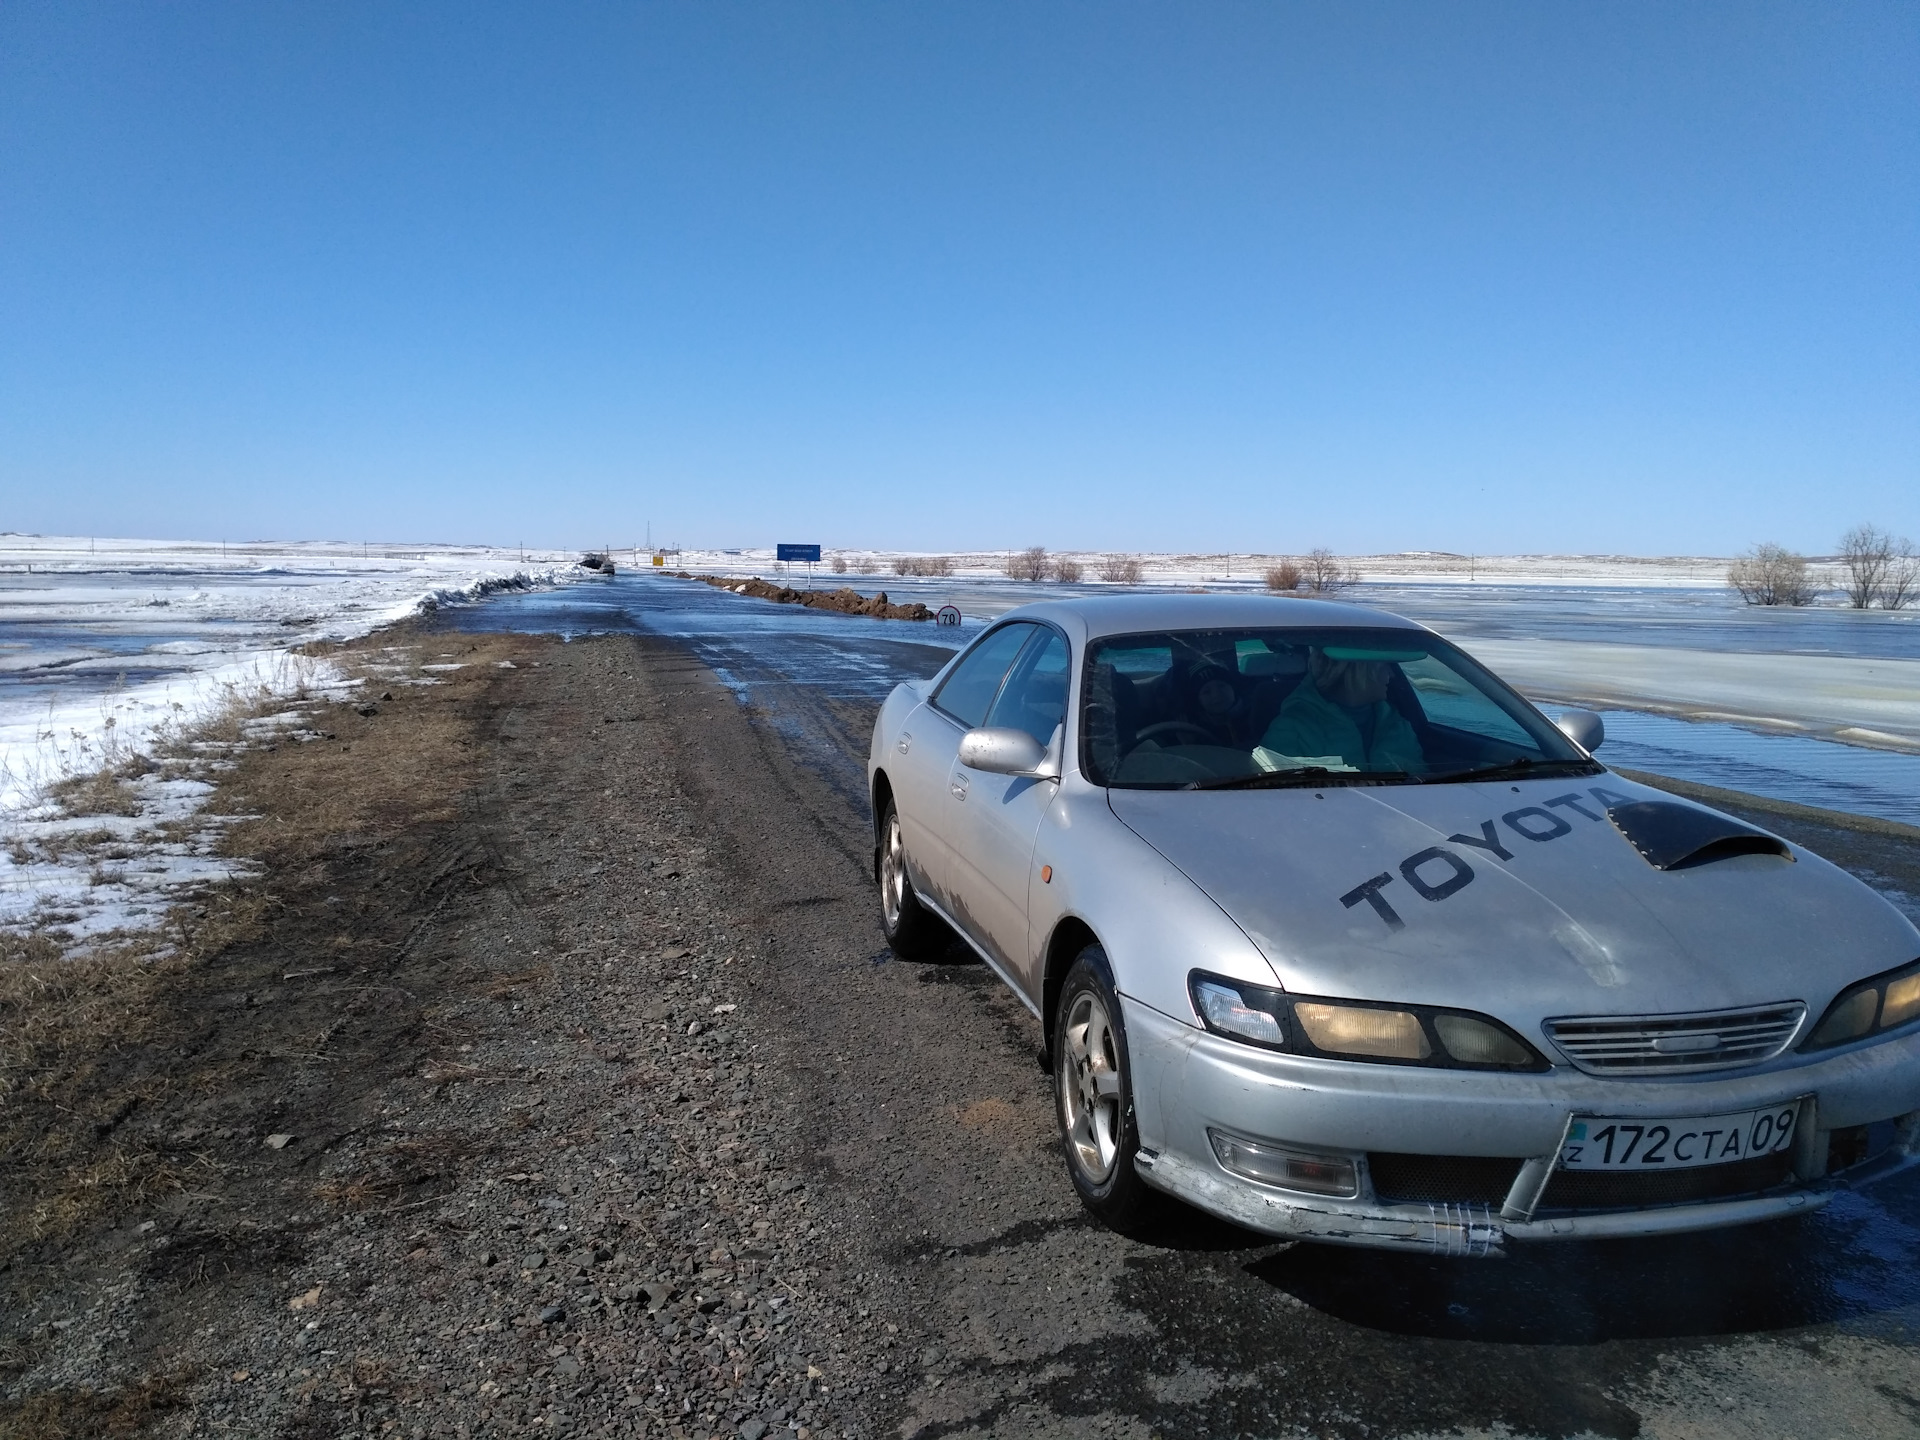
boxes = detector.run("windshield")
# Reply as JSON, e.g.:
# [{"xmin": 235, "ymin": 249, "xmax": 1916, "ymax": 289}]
[{"xmin": 1082, "ymin": 627, "xmax": 1596, "ymax": 789}]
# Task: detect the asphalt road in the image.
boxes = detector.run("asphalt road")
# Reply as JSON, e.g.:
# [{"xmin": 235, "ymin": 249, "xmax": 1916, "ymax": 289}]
[{"xmin": 548, "ymin": 598, "xmax": 1920, "ymax": 1440}]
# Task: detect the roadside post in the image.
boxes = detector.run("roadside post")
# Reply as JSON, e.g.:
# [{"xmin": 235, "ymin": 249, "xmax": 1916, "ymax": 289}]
[{"xmin": 777, "ymin": 542, "xmax": 822, "ymax": 591}]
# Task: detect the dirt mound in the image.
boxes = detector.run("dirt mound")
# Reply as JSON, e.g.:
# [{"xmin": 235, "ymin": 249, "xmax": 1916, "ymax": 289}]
[{"xmin": 690, "ymin": 574, "xmax": 932, "ymax": 621}]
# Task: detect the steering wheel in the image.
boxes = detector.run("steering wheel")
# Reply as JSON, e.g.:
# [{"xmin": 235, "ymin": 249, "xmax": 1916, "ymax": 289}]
[{"xmin": 1133, "ymin": 720, "xmax": 1216, "ymax": 746}]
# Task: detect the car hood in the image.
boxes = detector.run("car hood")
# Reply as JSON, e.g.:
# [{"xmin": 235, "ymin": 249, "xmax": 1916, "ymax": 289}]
[{"xmin": 1107, "ymin": 771, "xmax": 1920, "ymax": 1024}]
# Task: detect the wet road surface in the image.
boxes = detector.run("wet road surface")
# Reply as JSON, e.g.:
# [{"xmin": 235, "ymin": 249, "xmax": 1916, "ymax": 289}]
[{"xmin": 436, "ymin": 576, "xmax": 1920, "ymax": 1438}]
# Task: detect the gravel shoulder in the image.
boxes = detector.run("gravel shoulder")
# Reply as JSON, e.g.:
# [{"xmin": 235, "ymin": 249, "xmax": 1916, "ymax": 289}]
[{"xmin": 7, "ymin": 627, "xmax": 1920, "ymax": 1440}]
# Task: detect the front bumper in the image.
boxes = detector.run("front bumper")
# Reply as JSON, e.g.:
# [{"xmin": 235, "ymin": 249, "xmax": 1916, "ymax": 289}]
[{"xmin": 1124, "ymin": 995, "xmax": 1920, "ymax": 1255}]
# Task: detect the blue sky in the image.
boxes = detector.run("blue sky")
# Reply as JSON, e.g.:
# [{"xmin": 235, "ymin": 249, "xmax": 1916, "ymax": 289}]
[{"xmin": 2, "ymin": 3, "xmax": 1915, "ymax": 555}]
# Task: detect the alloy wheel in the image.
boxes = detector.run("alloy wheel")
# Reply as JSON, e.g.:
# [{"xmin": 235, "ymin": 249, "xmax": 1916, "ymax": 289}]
[
  {"xmin": 881, "ymin": 810, "xmax": 907, "ymax": 931},
  {"xmin": 1061, "ymin": 988, "xmax": 1125, "ymax": 1183}
]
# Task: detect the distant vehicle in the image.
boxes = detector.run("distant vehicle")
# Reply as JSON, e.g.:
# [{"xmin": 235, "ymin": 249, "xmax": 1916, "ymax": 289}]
[{"xmin": 867, "ymin": 594, "xmax": 1920, "ymax": 1254}]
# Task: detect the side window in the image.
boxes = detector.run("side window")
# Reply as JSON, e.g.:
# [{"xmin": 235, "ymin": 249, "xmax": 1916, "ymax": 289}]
[
  {"xmin": 985, "ymin": 630, "xmax": 1070, "ymax": 746},
  {"xmin": 1400, "ymin": 655, "xmax": 1533, "ymax": 747},
  {"xmin": 933, "ymin": 624, "xmax": 1037, "ymax": 729}
]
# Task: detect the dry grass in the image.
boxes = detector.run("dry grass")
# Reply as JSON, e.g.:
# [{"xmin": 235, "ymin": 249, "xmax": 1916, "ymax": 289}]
[
  {"xmin": 45, "ymin": 770, "xmax": 142, "ymax": 818},
  {"xmin": 214, "ymin": 662, "xmax": 473, "ymax": 870},
  {"xmin": 0, "ymin": 946, "xmax": 181, "ymax": 1103},
  {"xmin": 0, "ymin": 1365, "xmax": 195, "ymax": 1439},
  {"xmin": 0, "ymin": 940, "xmax": 189, "ymax": 1246}
]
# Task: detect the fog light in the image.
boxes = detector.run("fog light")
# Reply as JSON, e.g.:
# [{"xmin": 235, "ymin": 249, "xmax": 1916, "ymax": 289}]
[
  {"xmin": 1434, "ymin": 1014, "xmax": 1534, "ymax": 1067},
  {"xmin": 1208, "ymin": 1130, "xmax": 1358, "ymax": 1198},
  {"xmin": 1810, "ymin": 988, "xmax": 1879, "ymax": 1048}
]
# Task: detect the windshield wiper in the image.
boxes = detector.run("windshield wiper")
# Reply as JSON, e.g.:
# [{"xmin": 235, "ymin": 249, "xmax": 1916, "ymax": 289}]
[
  {"xmin": 1421, "ymin": 757, "xmax": 1595, "ymax": 785},
  {"xmin": 1189, "ymin": 767, "xmax": 1413, "ymax": 791}
]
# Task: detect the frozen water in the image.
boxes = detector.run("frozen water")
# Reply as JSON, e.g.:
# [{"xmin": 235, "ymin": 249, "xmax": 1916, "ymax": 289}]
[{"xmin": 1596, "ymin": 710, "xmax": 1920, "ymax": 828}]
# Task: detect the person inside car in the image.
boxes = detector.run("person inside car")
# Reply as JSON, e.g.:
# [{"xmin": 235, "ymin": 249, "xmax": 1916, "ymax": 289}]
[{"xmin": 1258, "ymin": 647, "xmax": 1424, "ymax": 772}]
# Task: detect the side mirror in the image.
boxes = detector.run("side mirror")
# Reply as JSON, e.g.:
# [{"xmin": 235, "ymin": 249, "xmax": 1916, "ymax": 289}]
[
  {"xmin": 1555, "ymin": 710, "xmax": 1604, "ymax": 752},
  {"xmin": 958, "ymin": 727, "xmax": 1050, "ymax": 777}
]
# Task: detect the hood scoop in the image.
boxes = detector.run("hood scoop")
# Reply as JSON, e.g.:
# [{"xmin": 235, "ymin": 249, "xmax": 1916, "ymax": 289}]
[{"xmin": 1607, "ymin": 800, "xmax": 1792, "ymax": 871}]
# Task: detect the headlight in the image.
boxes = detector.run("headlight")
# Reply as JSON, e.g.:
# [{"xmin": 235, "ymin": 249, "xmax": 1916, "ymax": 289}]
[
  {"xmin": 1803, "ymin": 960, "xmax": 1920, "ymax": 1051},
  {"xmin": 1188, "ymin": 972, "xmax": 1549, "ymax": 1071},
  {"xmin": 1295, "ymin": 1002, "xmax": 1430, "ymax": 1060}
]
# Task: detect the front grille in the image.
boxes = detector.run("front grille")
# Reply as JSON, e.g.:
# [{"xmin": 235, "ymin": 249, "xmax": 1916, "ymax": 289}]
[
  {"xmin": 1539, "ymin": 1151, "xmax": 1796, "ymax": 1212},
  {"xmin": 1368, "ymin": 1153, "xmax": 1523, "ymax": 1207},
  {"xmin": 1545, "ymin": 1003, "xmax": 1805, "ymax": 1075}
]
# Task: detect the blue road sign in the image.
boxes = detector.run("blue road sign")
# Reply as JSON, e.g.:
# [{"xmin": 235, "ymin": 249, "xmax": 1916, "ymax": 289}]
[{"xmin": 776, "ymin": 543, "xmax": 822, "ymax": 563}]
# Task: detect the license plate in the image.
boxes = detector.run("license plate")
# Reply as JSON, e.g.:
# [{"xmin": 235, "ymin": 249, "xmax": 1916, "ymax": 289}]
[{"xmin": 1560, "ymin": 1104, "xmax": 1798, "ymax": 1171}]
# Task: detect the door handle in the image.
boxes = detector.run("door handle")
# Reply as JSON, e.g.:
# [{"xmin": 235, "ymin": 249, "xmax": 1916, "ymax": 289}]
[{"xmin": 949, "ymin": 770, "xmax": 969, "ymax": 802}]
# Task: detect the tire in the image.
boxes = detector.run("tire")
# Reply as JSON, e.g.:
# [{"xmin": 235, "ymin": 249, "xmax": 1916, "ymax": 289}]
[
  {"xmin": 1053, "ymin": 945, "xmax": 1158, "ymax": 1232},
  {"xmin": 877, "ymin": 798, "xmax": 946, "ymax": 959}
]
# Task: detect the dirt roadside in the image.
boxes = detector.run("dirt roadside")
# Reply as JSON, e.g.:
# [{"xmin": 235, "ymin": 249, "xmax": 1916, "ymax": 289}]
[
  {"xmin": 8, "ymin": 624, "xmax": 1920, "ymax": 1440},
  {"xmin": 0, "ymin": 631, "xmax": 914, "ymax": 1440}
]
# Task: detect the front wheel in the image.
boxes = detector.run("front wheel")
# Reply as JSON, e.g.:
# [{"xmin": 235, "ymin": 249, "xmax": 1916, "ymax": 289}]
[
  {"xmin": 1054, "ymin": 946, "xmax": 1157, "ymax": 1232},
  {"xmin": 878, "ymin": 799, "xmax": 946, "ymax": 959}
]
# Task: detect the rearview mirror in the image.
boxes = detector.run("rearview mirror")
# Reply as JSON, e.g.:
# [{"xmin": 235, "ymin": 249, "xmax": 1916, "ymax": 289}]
[
  {"xmin": 958, "ymin": 727, "xmax": 1051, "ymax": 777},
  {"xmin": 1555, "ymin": 710, "xmax": 1604, "ymax": 752}
]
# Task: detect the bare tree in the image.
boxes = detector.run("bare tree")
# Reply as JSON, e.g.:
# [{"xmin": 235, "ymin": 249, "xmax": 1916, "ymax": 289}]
[
  {"xmin": 1299, "ymin": 548, "xmax": 1360, "ymax": 594},
  {"xmin": 1839, "ymin": 524, "xmax": 1918, "ymax": 610},
  {"xmin": 1263, "ymin": 559, "xmax": 1303, "ymax": 593},
  {"xmin": 831, "ymin": 553, "xmax": 849, "ymax": 574},
  {"xmin": 1098, "ymin": 554, "xmax": 1144, "ymax": 584},
  {"xmin": 1884, "ymin": 548, "xmax": 1919, "ymax": 611},
  {"xmin": 1839, "ymin": 525, "xmax": 1894, "ymax": 609},
  {"xmin": 1050, "ymin": 555, "xmax": 1084, "ymax": 582},
  {"xmin": 1005, "ymin": 546, "xmax": 1049, "ymax": 582},
  {"xmin": 1728, "ymin": 543, "xmax": 1819, "ymax": 606}
]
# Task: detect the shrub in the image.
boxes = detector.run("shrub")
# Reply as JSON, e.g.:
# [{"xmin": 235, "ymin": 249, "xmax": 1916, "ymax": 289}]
[
  {"xmin": 1728, "ymin": 544, "xmax": 1820, "ymax": 606},
  {"xmin": 1264, "ymin": 559, "xmax": 1304, "ymax": 593},
  {"xmin": 1051, "ymin": 556, "xmax": 1084, "ymax": 582},
  {"xmin": 831, "ymin": 554, "xmax": 848, "ymax": 574},
  {"xmin": 1838, "ymin": 524, "xmax": 1918, "ymax": 610},
  {"xmin": 1098, "ymin": 554, "xmax": 1144, "ymax": 584},
  {"xmin": 891, "ymin": 555, "xmax": 954, "ymax": 577},
  {"xmin": 1005, "ymin": 546, "xmax": 1049, "ymax": 582}
]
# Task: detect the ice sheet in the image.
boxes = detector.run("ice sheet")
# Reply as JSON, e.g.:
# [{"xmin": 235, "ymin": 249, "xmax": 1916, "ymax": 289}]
[
  {"xmin": 1453, "ymin": 639, "xmax": 1920, "ymax": 751},
  {"xmin": 0, "ymin": 535, "xmax": 578, "ymax": 810}
]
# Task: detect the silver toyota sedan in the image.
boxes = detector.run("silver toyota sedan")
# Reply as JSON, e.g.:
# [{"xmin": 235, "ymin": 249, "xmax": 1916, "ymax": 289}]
[{"xmin": 867, "ymin": 594, "xmax": 1920, "ymax": 1255}]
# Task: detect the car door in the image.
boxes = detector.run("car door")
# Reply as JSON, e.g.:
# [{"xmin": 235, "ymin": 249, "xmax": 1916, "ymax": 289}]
[
  {"xmin": 897, "ymin": 622, "xmax": 1039, "ymax": 913},
  {"xmin": 947, "ymin": 626, "xmax": 1070, "ymax": 997}
]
